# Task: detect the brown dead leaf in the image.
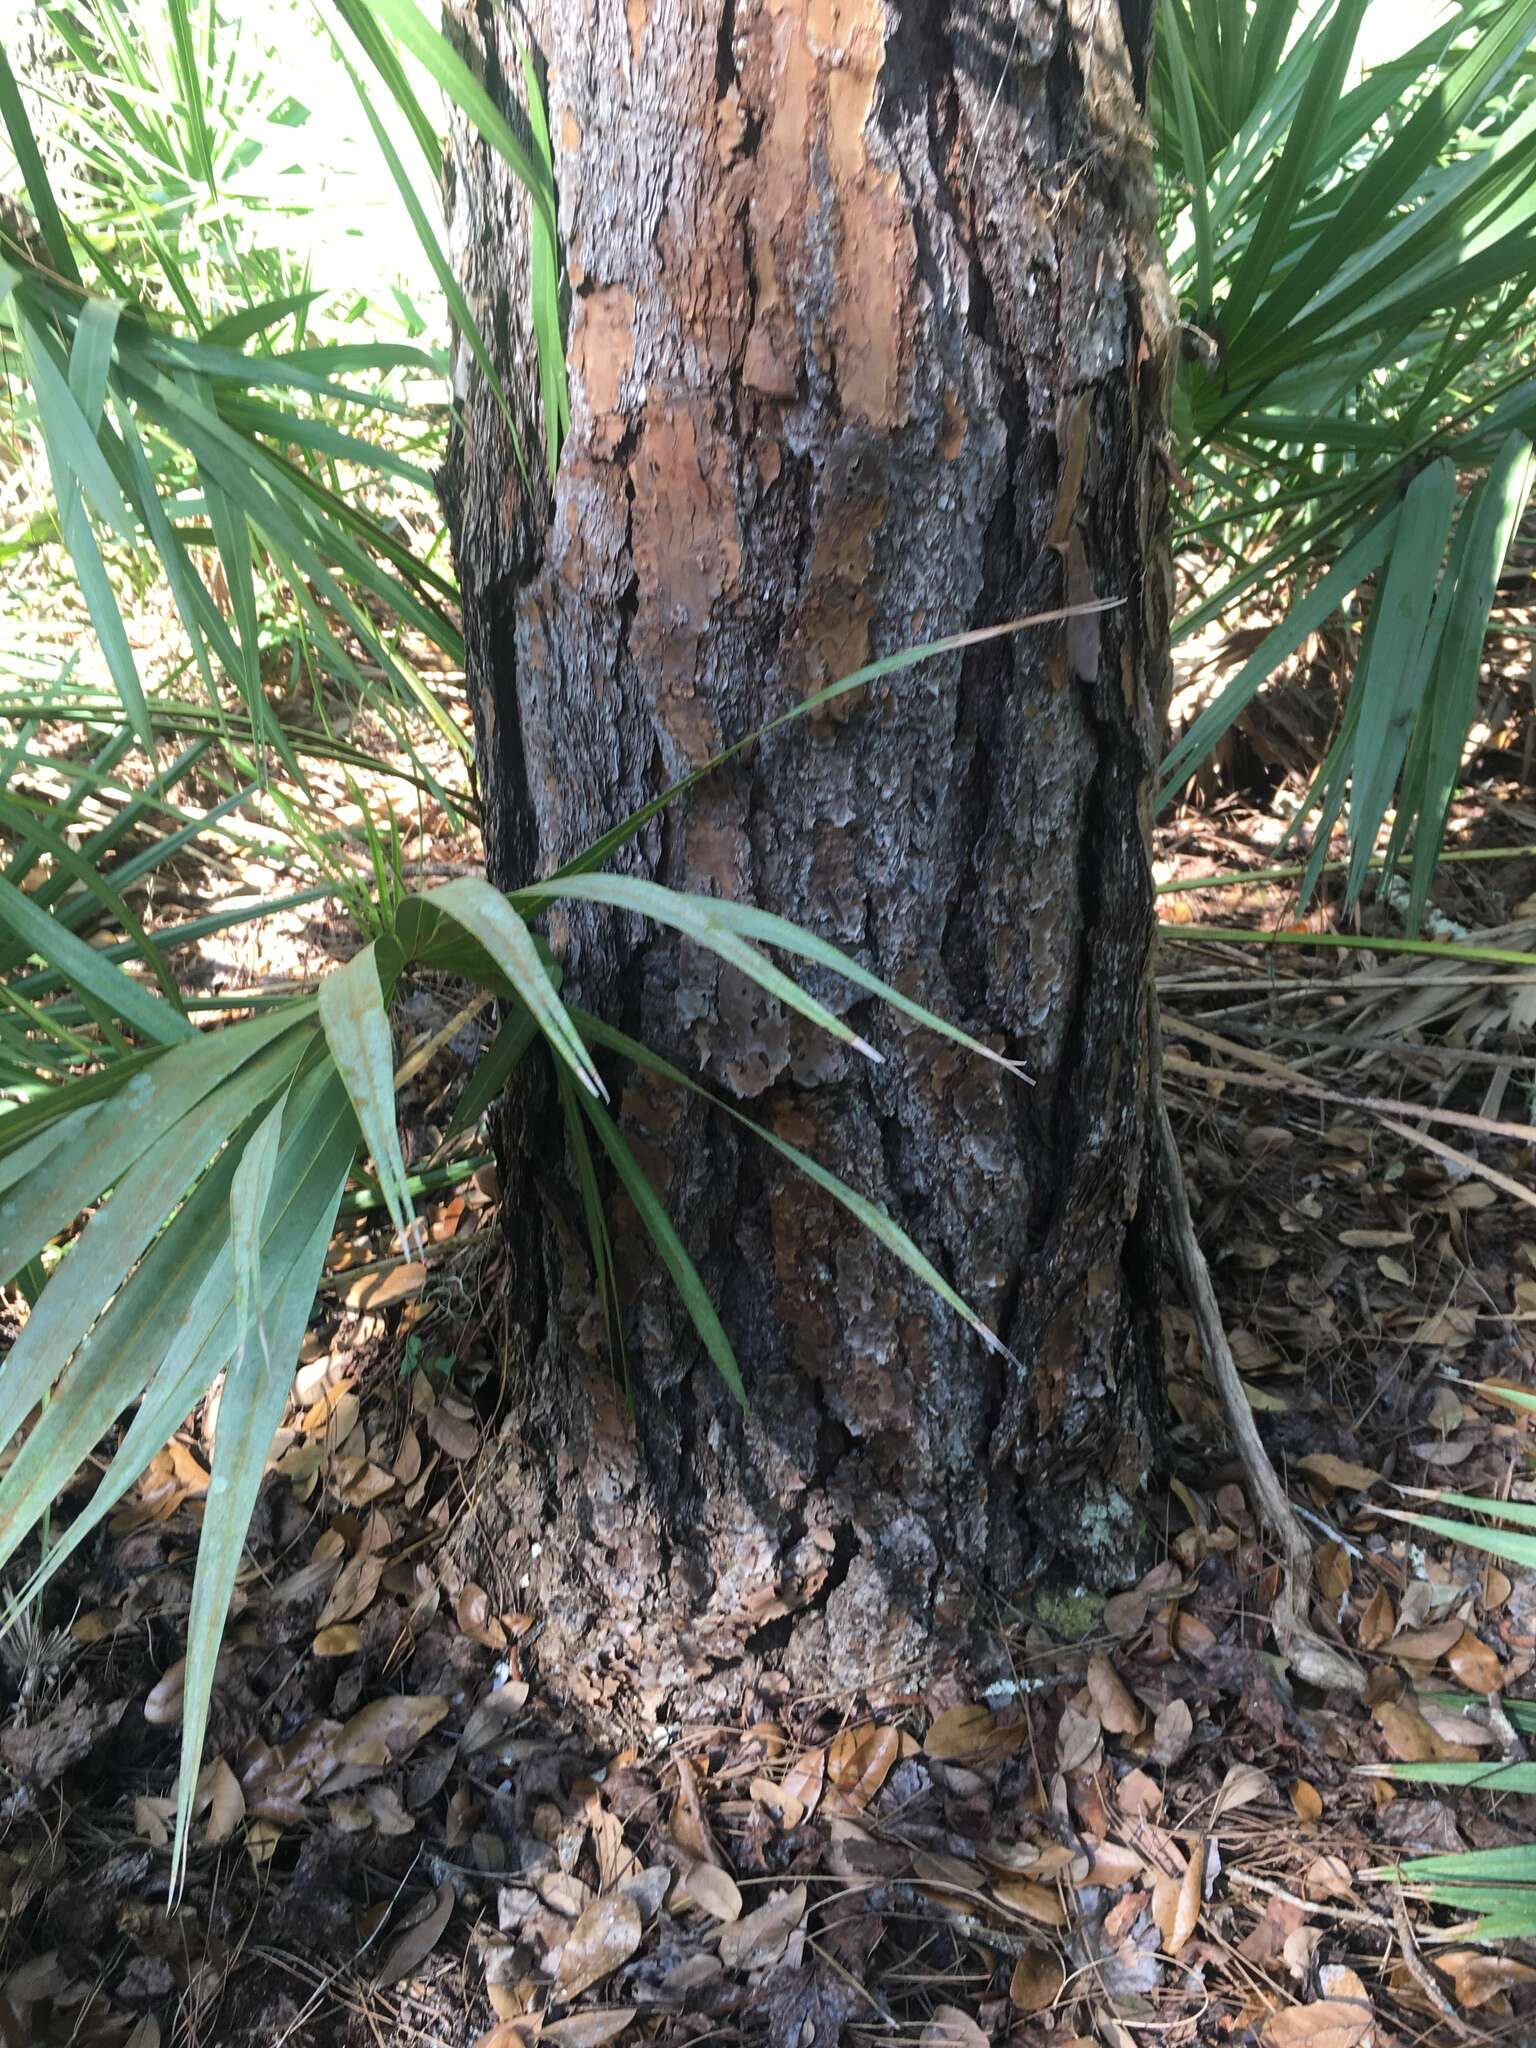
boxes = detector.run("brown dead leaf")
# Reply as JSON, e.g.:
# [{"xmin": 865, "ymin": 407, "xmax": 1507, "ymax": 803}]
[
  {"xmin": 779, "ymin": 1747, "xmax": 825, "ymax": 1824},
  {"xmin": 922, "ymin": 2008, "xmax": 988, "ymax": 2047},
  {"xmin": 314, "ymin": 1625, "xmax": 362, "ymax": 1658},
  {"xmin": 1372, "ymin": 1699, "xmax": 1477, "ymax": 1764},
  {"xmin": 144, "ymin": 1659, "xmax": 186, "ymax": 1726},
  {"xmin": 1292, "ymin": 1779, "xmax": 1324, "ymax": 1821},
  {"xmin": 1481, "ymin": 1565, "xmax": 1513, "ymax": 1611},
  {"xmin": 332, "ymin": 1694, "xmax": 449, "ymax": 1769},
  {"xmin": 315, "ymin": 1552, "xmax": 385, "ymax": 1631},
  {"xmin": 345, "ymin": 1261, "xmax": 426, "ymax": 1311},
  {"xmin": 1315, "ymin": 1542, "xmax": 1352, "ymax": 1601},
  {"xmin": 462, "ymin": 1680, "xmax": 531, "ymax": 1754},
  {"xmin": 425, "ymin": 1401, "xmax": 480, "ymax": 1460},
  {"xmin": 827, "ymin": 1724, "xmax": 899, "ymax": 1810},
  {"xmin": 542, "ymin": 2015, "xmax": 637, "ymax": 2046},
  {"xmin": 1445, "ymin": 1628, "xmax": 1504, "ymax": 1695},
  {"xmin": 1104, "ymin": 1587, "xmax": 1151, "ymax": 1635},
  {"xmin": 924, "ymin": 1702, "xmax": 991, "ymax": 1760},
  {"xmin": 1303, "ymin": 1855, "xmax": 1355, "ymax": 1903},
  {"xmin": 1009, "ymin": 1944, "xmax": 1065, "ymax": 2013},
  {"xmin": 1162, "ymin": 1841, "xmax": 1203, "ymax": 1955},
  {"xmin": 247, "ymin": 1817, "xmax": 281, "ymax": 1868},
  {"xmin": 1357, "ymin": 1587, "xmax": 1396, "ymax": 1650},
  {"xmin": 556, "ymin": 1893, "xmax": 643, "ymax": 2000},
  {"xmin": 1055, "ymin": 1703, "xmax": 1102, "ymax": 1774},
  {"xmin": 1262, "ymin": 2000, "xmax": 1373, "ymax": 2048},
  {"xmin": 679, "ymin": 1861, "xmax": 742, "ymax": 1923},
  {"xmin": 377, "ymin": 1881, "xmax": 455, "ymax": 1988},
  {"xmin": 670, "ymin": 1755, "xmax": 719, "ymax": 1864},
  {"xmin": 1084, "ymin": 1842, "xmax": 1144, "ymax": 1887},
  {"xmin": 539, "ymin": 1872, "xmax": 594, "ymax": 1919},
  {"xmin": 1437, "ymin": 1949, "xmax": 1536, "ymax": 2010},
  {"xmin": 993, "ymin": 1878, "xmax": 1066, "ymax": 1929},
  {"xmin": 1389, "ymin": 1616, "xmax": 1464, "ymax": 1665},
  {"xmin": 925, "ymin": 1703, "xmax": 1024, "ymax": 1764},
  {"xmin": 201, "ymin": 1757, "xmax": 245, "ymax": 1845},
  {"xmin": 1150, "ymin": 1698, "xmax": 1193, "ymax": 1766},
  {"xmin": 716, "ymin": 1883, "xmax": 806, "ymax": 1972},
  {"xmin": 134, "ymin": 1795, "xmax": 174, "ymax": 1846},
  {"xmin": 1086, "ymin": 1654, "xmax": 1142, "ymax": 1736},
  {"xmin": 456, "ymin": 1583, "xmax": 509, "ymax": 1651},
  {"xmin": 750, "ymin": 1774, "xmax": 803, "ymax": 1829},
  {"xmin": 1118, "ymin": 1767, "xmax": 1163, "ymax": 1817},
  {"xmin": 1297, "ymin": 1455, "xmax": 1382, "ymax": 1493},
  {"xmin": 1241, "ymin": 1893, "xmax": 1307, "ymax": 1968},
  {"xmin": 393, "ymin": 1425, "xmax": 423, "ymax": 1485},
  {"xmin": 364, "ymin": 1783, "xmax": 415, "ymax": 1836},
  {"xmin": 1214, "ymin": 1763, "xmax": 1273, "ymax": 1818}
]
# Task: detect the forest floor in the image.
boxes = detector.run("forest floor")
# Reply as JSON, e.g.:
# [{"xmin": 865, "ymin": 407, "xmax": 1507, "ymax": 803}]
[{"xmin": 2, "ymin": 606, "xmax": 1536, "ymax": 2047}]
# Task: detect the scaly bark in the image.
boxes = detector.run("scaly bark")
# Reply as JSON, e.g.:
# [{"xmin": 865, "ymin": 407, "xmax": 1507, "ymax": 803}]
[{"xmin": 439, "ymin": 0, "xmax": 1175, "ymax": 1724}]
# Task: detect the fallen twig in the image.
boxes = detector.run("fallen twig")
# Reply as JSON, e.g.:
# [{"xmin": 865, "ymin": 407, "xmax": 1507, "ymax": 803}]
[
  {"xmin": 1153, "ymin": 1029, "xmax": 1363, "ymax": 1696},
  {"xmin": 1391, "ymin": 1884, "xmax": 1479, "ymax": 2042}
]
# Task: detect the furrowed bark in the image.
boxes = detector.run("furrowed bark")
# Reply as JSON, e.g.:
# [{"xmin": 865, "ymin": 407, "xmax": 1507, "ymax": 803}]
[{"xmin": 440, "ymin": 0, "xmax": 1175, "ymax": 1723}]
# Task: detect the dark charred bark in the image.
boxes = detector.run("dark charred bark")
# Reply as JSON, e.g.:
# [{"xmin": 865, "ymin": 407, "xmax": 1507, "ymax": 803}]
[{"xmin": 439, "ymin": 0, "xmax": 1175, "ymax": 1726}]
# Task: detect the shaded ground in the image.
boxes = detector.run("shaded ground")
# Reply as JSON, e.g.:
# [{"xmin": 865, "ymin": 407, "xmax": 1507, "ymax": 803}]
[
  {"xmin": 4, "ymin": 775, "xmax": 1536, "ymax": 2046},
  {"xmin": 3, "ymin": 547, "xmax": 1536, "ymax": 2044}
]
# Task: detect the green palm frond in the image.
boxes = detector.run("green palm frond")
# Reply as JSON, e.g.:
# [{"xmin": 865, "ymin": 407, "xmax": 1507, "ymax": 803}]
[{"xmin": 1155, "ymin": 0, "xmax": 1536, "ymax": 909}]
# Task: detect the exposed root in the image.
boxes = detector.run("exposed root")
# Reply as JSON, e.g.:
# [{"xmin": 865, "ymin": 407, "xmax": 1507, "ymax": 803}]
[{"xmin": 1154, "ymin": 1038, "xmax": 1363, "ymax": 1696}]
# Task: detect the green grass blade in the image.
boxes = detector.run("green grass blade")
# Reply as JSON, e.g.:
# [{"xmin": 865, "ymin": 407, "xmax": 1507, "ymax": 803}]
[
  {"xmin": 1244, "ymin": 5, "xmax": 1536, "ymax": 351},
  {"xmin": 357, "ymin": 0, "xmax": 557, "ymax": 241},
  {"xmin": 1381, "ymin": 1760, "xmax": 1536, "ymax": 1792},
  {"xmin": 68, "ymin": 297, "xmax": 122, "ymax": 430},
  {"xmin": 444, "ymin": 1005, "xmax": 537, "ymax": 1138},
  {"xmin": 0, "ymin": 874, "xmax": 191, "ymax": 1045},
  {"xmin": 1161, "ymin": 0, "xmax": 1214, "ymax": 318},
  {"xmin": 1406, "ymin": 433, "xmax": 1536, "ymax": 929},
  {"xmin": 575, "ymin": 1009, "xmax": 1015, "ymax": 1365},
  {"xmin": 1398, "ymin": 1845, "xmax": 1536, "ymax": 1885},
  {"xmin": 416, "ymin": 878, "xmax": 605, "ymax": 1101},
  {"xmin": 165, "ymin": 0, "xmax": 217, "ymax": 189},
  {"xmin": 1220, "ymin": 0, "xmax": 1370, "ymax": 341},
  {"xmin": 1159, "ymin": 505, "xmax": 1400, "ymax": 806},
  {"xmin": 327, "ymin": 31, "xmax": 529, "ymax": 487},
  {"xmin": 1383, "ymin": 1507, "xmax": 1536, "ymax": 1573},
  {"xmin": 574, "ymin": 1088, "xmax": 745, "ymax": 1409},
  {"xmin": 0, "ymin": 789, "xmax": 184, "ymax": 1011},
  {"xmin": 171, "ymin": 1169, "xmax": 345, "ymax": 1894},
  {"xmin": 1343, "ymin": 456, "xmax": 1456, "ymax": 902},
  {"xmin": 1396, "ymin": 1488, "xmax": 1536, "ymax": 1530},
  {"xmin": 0, "ymin": 38, "xmax": 81, "ymax": 282},
  {"xmin": 317, "ymin": 942, "xmax": 415, "ymax": 1252},
  {"xmin": 518, "ymin": 39, "xmax": 567, "ymax": 473},
  {"xmin": 557, "ymin": 1068, "xmax": 623, "ymax": 1379},
  {"xmin": 15, "ymin": 311, "xmax": 138, "ymax": 546},
  {"xmin": 230, "ymin": 1093, "xmax": 286, "ymax": 1371},
  {"xmin": 0, "ymin": 1038, "xmax": 302, "ymax": 1440},
  {"xmin": 530, "ymin": 874, "xmax": 1026, "ymax": 1080},
  {"xmin": 0, "ymin": 1007, "xmax": 308, "ymax": 1275},
  {"xmin": 0, "ymin": 1183, "xmax": 238, "ymax": 1608}
]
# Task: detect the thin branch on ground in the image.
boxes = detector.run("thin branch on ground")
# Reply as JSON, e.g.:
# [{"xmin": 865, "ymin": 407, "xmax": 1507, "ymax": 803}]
[{"xmin": 1153, "ymin": 1024, "xmax": 1364, "ymax": 1696}]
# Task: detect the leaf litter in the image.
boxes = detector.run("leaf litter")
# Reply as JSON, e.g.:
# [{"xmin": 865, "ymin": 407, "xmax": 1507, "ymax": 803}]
[{"xmin": 4, "ymin": 691, "xmax": 1536, "ymax": 2044}]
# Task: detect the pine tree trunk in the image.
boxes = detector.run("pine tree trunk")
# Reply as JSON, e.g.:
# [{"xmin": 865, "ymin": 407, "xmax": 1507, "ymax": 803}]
[{"xmin": 440, "ymin": 0, "xmax": 1175, "ymax": 1724}]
